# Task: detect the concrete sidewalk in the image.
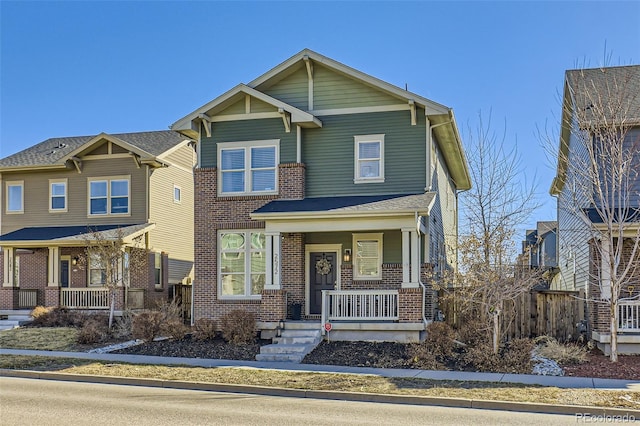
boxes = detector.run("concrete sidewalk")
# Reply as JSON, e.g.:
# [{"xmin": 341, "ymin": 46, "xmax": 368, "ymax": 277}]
[{"xmin": 2, "ymin": 348, "xmax": 639, "ymax": 390}]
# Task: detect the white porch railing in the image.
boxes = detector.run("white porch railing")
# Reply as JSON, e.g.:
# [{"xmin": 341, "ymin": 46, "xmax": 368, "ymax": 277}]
[
  {"xmin": 619, "ymin": 300, "xmax": 640, "ymax": 332},
  {"xmin": 61, "ymin": 288, "xmax": 110, "ymax": 309},
  {"xmin": 321, "ymin": 290, "xmax": 399, "ymax": 324}
]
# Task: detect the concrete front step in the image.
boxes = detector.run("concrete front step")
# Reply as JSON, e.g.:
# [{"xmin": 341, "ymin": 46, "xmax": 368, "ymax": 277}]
[{"xmin": 256, "ymin": 322, "xmax": 322, "ymax": 363}]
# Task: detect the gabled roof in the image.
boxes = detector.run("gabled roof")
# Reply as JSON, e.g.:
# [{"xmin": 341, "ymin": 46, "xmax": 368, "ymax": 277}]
[
  {"xmin": 171, "ymin": 84, "xmax": 322, "ymax": 138},
  {"xmin": 550, "ymin": 65, "xmax": 640, "ymax": 195},
  {"xmin": 252, "ymin": 193, "xmax": 436, "ymax": 218},
  {"xmin": 0, "ymin": 130, "xmax": 189, "ymax": 171}
]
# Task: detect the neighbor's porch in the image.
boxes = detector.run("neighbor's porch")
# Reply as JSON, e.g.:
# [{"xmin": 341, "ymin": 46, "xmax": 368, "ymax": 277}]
[{"xmin": 592, "ymin": 300, "xmax": 640, "ymax": 355}]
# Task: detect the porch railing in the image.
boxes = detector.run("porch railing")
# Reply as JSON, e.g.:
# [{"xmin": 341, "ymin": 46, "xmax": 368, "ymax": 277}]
[
  {"xmin": 321, "ymin": 290, "xmax": 399, "ymax": 324},
  {"xmin": 18, "ymin": 289, "xmax": 38, "ymax": 309},
  {"xmin": 61, "ymin": 288, "xmax": 110, "ymax": 309},
  {"xmin": 619, "ymin": 300, "xmax": 640, "ymax": 333}
]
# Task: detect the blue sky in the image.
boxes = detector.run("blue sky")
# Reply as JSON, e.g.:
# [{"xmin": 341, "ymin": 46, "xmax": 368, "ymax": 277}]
[{"xmin": 1, "ymin": 1, "xmax": 639, "ymax": 232}]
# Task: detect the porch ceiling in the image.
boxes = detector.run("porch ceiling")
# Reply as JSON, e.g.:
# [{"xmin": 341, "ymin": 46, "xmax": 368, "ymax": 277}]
[{"xmin": 0, "ymin": 223, "xmax": 154, "ymax": 248}]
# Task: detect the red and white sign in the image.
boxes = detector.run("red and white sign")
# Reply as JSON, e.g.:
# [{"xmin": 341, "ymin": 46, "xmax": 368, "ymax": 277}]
[{"xmin": 324, "ymin": 323, "xmax": 332, "ymax": 332}]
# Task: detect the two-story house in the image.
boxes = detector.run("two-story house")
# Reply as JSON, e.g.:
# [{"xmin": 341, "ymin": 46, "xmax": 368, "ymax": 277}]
[
  {"xmin": 172, "ymin": 49, "xmax": 470, "ymax": 342},
  {"xmin": 0, "ymin": 130, "xmax": 195, "ymax": 314},
  {"xmin": 550, "ymin": 65, "xmax": 640, "ymax": 354},
  {"xmin": 519, "ymin": 221, "xmax": 558, "ymax": 290}
]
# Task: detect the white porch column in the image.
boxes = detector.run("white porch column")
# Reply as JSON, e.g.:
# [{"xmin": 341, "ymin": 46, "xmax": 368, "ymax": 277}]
[
  {"xmin": 3, "ymin": 247, "xmax": 14, "ymax": 287},
  {"xmin": 265, "ymin": 232, "xmax": 281, "ymax": 289},
  {"xmin": 408, "ymin": 230, "xmax": 420, "ymax": 288},
  {"xmin": 401, "ymin": 228, "xmax": 411, "ymax": 286},
  {"xmin": 48, "ymin": 247, "xmax": 60, "ymax": 287}
]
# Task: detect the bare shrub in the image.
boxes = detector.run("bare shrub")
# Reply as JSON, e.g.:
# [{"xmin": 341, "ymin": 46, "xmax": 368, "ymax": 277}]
[
  {"xmin": 461, "ymin": 338, "xmax": 533, "ymax": 374},
  {"xmin": 161, "ymin": 318, "xmax": 190, "ymax": 340},
  {"xmin": 77, "ymin": 317, "xmax": 109, "ymax": 344},
  {"xmin": 424, "ymin": 322, "xmax": 457, "ymax": 360},
  {"xmin": 534, "ymin": 336, "xmax": 588, "ymax": 365},
  {"xmin": 30, "ymin": 307, "xmax": 88, "ymax": 328},
  {"xmin": 456, "ymin": 319, "xmax": 490, "ymax": 347},
  {"xmin": 132, "ymin": 311, "xmax": 163, "ymax": 342},
  {"xmin": 113, "ymin": 310, "xmax": 135, "ymax": 340},
  {"xmin": 193, "ymin": 318, "xmax": 217, "ymax": 341},
  {"xmin": 220, "ymin": 310, "xmax": 256, "ymax": 345}
]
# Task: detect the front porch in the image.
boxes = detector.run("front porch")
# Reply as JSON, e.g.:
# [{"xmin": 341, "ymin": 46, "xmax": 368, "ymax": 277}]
[
  {"xmin": 0, "ymin": 286, "xmax": 147, "ymax": 310},
  {"xmin": 592, "ymin": 300, "xmax": 640, "ymax": 355}
]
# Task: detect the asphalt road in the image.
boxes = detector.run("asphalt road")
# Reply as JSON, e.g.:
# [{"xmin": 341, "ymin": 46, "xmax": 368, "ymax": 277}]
[{"xmin": 1, "ymin": 377, "xmax": 583, "ymax": 425}]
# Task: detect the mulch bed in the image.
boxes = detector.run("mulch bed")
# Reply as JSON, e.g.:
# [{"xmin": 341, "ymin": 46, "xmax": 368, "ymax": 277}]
[
  {"xmin": 562, "ymin": 351, "xmax": 640, "ymax": 380},
  {"xmin": 111, "ymin": 335, "xmax": 270, "ymax": 361},
  {"xmin": 302, "ymin": 341, "xmax": 415, "ymax": 369}
]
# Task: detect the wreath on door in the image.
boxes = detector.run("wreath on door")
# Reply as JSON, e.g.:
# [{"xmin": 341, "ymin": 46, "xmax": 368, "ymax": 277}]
[{"xmin": 315, "ymin": 258, "xmax": 332, "ymax": 275}]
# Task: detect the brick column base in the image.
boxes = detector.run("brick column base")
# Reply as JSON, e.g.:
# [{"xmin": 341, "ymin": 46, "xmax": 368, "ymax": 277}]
[
  {"xmin": 398, "ymin": 287, "xmax": 423, "ymax": 322},
  {"xmin": 259, "ymin": 289, "xmax": 287, "ymax": 322},
  {"xmin": 0, "ymin": 287, "xmax": 18, "ymax": 310},
  {"xmin": 45, "ymin": 287, "xmax": 60, "ymax": 307}
]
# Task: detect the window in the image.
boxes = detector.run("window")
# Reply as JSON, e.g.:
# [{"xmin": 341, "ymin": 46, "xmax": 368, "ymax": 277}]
[
  {"xmin": 6, "ymin": 181, "xmax": 24, "ymax": 213},
  {"xmin": 219, "ymin": 231, "xmax": 266, "ymax": 298},
  {"xmin": 154, "ymin": 252, "xmax": 162, "ymax": 289},
  {"xmin": 173, "ymin": 185, "xmax": 181, "ymax": 203},
  {"xmin": 88, "ymin": 252, "xmax": 106, "ymax": 286},
  {"xmin": 354, "ymin": 134, "xmax": 385, "ymax": 183},
  {"xmin": 49, "ymin": 179, "xmax": 67, "ymax": 212},
  {"xmin": 218, "ymin": 140, "xmax": 278, "ymax": 195},
  {"xmin": 353, "ymin": 233, "xmax": 383, "ymax": 280},
  {"xmin": 88, "ymin": 177, "xmax": 130, "ymax": 215}
]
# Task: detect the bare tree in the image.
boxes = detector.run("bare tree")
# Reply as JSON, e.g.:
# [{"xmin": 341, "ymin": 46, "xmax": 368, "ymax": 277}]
[
  {"xmin": 445, "ymin": 112, "xmax": 540, "ymax": 354},
  {"xmin": 547, "ymin": 65, "xmax": 640, "ymax": 362},
  {"xmin": 83, "ymin": 228, "xmax": 147, "ymax": 328}
]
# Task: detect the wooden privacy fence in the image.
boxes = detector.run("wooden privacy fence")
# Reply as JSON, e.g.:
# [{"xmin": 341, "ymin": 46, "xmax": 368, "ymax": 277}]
[{"xmin": 438, "ymin": 289, "xmax": 584, "ymax": 342}]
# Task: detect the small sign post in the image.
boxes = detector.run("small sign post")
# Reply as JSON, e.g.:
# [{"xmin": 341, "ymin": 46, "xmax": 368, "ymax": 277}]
[{"xmin": 324, "ymin": 322, "xmax": 332, "ymax": 341}]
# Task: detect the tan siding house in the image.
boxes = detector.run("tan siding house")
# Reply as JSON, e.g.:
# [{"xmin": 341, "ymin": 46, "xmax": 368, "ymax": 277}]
[{"xmin": 0, "ymin": 131, "xmax": 195, "ymax": 313}]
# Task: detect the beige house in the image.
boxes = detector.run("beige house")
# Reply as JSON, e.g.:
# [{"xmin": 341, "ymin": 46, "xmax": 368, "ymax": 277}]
[{"xmin": 0, "ymin": 130, "xmax": 195, "ymax": 313}]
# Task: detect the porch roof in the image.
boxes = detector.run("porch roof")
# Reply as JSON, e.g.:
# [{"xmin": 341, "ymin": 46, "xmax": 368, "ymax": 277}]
[
  {"xmin": 0, "ymin": 223, "xmax": 154, "ymax": 247},
  {"xmin": 252, "ymin": 193, "xmax": 436, "ymax": 217}
]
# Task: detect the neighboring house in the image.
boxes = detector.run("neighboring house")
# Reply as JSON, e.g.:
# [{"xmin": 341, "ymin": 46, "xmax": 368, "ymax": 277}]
[
  {"xmin": 172, "ymin": 49, "xmax": 471, "ymax": 342},
  {"xmin": 0, "ymin": 131, "xmax": 195, "ymax": 313},
  {"xmin": 520, "ymin": 221, "xmax": 558, "ymax": 289},
  {"xmin": 550, "ymin": 65, "xmax": 640, "ymax": 354}
]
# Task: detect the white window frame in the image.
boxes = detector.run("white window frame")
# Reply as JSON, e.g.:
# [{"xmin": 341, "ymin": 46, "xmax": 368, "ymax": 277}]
[
  {"xmin": 217, "ymin": 140, "xmax": 279, "ymax": 196},
  {"xmin": 6, "ymin": 181, "xmax": 24, "ymax": 214},
  {"xmin": 218, "ymin": 230, "xmax": 266, "ymax": 299},
  {"xmin": 173, "ymin": 185, "xmax": 181, "ymax": 204},
  {"xmin": 354, "ymin": 134, "xmax": 385, "ymax": 183},
  {"xmin": 87, "ymin": 176, "xmax": 131, "ymax": 217},
  {"xmin": 49, "ymin": 178, "xmax": 68, "ymax": 213},
  {"xmin": 352, "ymin": 233, "xmax": 383, "ymax": 280},
  {"xmin": 88, "ymin": 252, "xmax": 106, "ymax": 287}
]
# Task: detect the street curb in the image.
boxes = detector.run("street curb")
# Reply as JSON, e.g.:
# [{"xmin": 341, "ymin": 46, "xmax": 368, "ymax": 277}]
[{"xmin": 2, "ymin": 369, "xmax": 639, "ymax": 417}]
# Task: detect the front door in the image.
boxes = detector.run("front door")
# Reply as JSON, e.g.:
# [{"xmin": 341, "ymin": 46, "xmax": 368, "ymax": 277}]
[
  {"xmin": 309, "ymin": 252, "xmax": 337, "ymax": 315},
  {"xmin": 60, "ymin": 259, "xmax": 70, "ymax": 288}
]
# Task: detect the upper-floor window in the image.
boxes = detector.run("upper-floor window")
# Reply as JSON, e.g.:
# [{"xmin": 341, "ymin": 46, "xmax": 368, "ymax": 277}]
[
  {"xmin": 218, "ymin": 140, "xmax": 279, "ymax": 195},
  {"xmin": 49, "ymin": 179, "xmax": 68, "ymax": 212},
  {"xmin": 354, "ymin": 134, "xmax": 385, "ymax": 183},
  {"xmin": 353, "ymin": 233, "xmax": 383, "ymax": 280},
  {"xmin": 219, "ymin": 230, "xmax": 266, "ymax": 299},
  {"xmin": 173, "ymin": 185, "xmax": 181, "ymax": 203},
  {"xmin": 6, "ymin": 181, "xmax": 24, "ymax": 214},
  {"xmin": 88, "ymin": 176, "xmax": 130, "ymax": 216}
]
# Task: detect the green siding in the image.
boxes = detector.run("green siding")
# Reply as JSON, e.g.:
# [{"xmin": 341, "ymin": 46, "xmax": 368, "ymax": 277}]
[
  {"xmin": 251, "ymin": 97, "xmax": 276, "ymax": 113},
  {"xmin": 200, "ymin": 118, "xmax": 297, "ymax": 168},
  {"xmin": 303, "ymin": 110, "xmax": 426, "ymax": 197},
  {"xmin": 219, "ymin": 99, "xmax": 245, "ymax": 115},
  {"xmin": 314, "ymin": 65, "xmax": 402, "ymax": 110},
  {"xmin": 263, "ymin": 66, "xmax": 309, "ymax": 110},
  {"xmin": 306, "ymin": 230, "xmax": 402, "ymax": 263}
]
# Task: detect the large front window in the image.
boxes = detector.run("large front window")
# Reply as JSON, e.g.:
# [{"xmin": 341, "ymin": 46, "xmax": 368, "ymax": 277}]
[
  {"xmin": 219, "ymin": 231, "xmax": 266, "ymax": 298},
  {"xmin": 218, "ymin": 140, "xmax": 278, "ymax": 195},
  {"xmin": 89, "ymin": 252, "xmax": 106, "ymax": 286},
  {"xmin": 353, "ymin": 233, "xmax": 383, "ymax": 280},
  {"xmin": 88, "ymin": 177, "xmax": 130, "ymax": 215}
]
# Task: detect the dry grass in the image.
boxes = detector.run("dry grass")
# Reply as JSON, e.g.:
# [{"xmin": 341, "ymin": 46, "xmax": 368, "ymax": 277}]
[
  {"xmin": 534, "ymin": 337, "xmax": 589, "ymax": 365},
  {"xmin": 0, "ymin": 327, "xmax": 79, "ymax": 351},
  {"xmin": 1, "ymin": 355, "xmax": 638, "ymax": 410}
]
